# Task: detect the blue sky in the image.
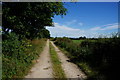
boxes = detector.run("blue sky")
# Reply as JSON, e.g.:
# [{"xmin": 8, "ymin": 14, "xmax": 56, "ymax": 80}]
[{"xmin": 46, "ymin": 2, "xmax": 118, "ymax": 38}]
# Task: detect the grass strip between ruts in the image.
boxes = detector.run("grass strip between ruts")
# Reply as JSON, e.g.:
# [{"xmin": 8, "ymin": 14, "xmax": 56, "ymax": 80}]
[{"xmin": 49, "ymin": 42, "xmax": 67, "ymax": 80}]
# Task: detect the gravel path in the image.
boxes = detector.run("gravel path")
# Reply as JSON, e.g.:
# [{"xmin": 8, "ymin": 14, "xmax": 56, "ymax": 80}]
[
  {"xmin": 25, "ymin": 39, "xmax": 53, "ymax": 78},
  {"xmin": 51, "ymin": 41, "xmax": 87, "ymax": 80},
  {"xmin": 25, "ymin": 40, "xmax": 86, "ymax": 79}
]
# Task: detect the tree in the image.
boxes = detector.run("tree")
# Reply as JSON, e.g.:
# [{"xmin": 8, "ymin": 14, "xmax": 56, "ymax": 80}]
[
  {"xmin": 78, "ymin": 36, "xmax": 86, "ymax": 39},
  {"xmin": 2, "ymin": 2, "xmax": 67, "ymax": 39}
]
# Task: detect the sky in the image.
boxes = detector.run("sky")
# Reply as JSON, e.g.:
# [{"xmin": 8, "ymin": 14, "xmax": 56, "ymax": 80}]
[{"xmin": 46, "ymin": 2, "xmax": 119, "ymax": 38}]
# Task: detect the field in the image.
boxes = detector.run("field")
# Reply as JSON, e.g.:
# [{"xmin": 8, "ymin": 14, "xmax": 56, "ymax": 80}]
[
  {"xmin": 72, "ymin": 39, "xmax": 96, "ymax": 44},
  {"xmin": 72, "ymin": 40, "xmax": 85, "ymax": 44}
]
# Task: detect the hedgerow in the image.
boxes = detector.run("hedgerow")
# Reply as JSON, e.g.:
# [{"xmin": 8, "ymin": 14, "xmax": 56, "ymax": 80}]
[
  {"xmin": 2, "ymin": 33, "xmax": 46, "ymax": 78},
  {"xmin": 54, "ymin": 37, "xmax": 120, "ymax": 80}
]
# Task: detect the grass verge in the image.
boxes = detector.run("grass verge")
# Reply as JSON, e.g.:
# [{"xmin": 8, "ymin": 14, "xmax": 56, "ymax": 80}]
[
  {"xmin": 49, "ymin": 42, "xmax": 66, "ymax": 80},
  {"xmin": 76, "ymin": 62, "xmax": 98, "ymax": 78}
]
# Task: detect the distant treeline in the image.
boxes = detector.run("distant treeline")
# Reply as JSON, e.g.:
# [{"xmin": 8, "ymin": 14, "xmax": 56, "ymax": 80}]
[
  {"xmin": 51, "ymin": 36, "xmax": 102, "ymax": 41},
  {"xmin": 69, "ymin": 36, "xmax": 87, "ymax": 40}
]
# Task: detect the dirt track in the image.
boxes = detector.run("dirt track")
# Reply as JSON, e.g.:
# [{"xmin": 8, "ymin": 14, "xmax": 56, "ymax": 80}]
[
  {"xmin": 25, "ymin": 39, "xmax": 86, "ymax": 79},
  {"xmin": 51, "ymin": 41, "xmax": 87, "ymax": 79},
  {"xmin": 25, "ymin": 39, "xmax": 53, "ymax": 78}
]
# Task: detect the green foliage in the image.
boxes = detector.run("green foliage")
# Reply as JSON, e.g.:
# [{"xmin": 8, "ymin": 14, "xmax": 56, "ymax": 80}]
[
  {"xmin": 3, "ymin": 33, "xmax": 25, "ymax": 57},
  {"xmin": 2, "ymin": 33, "xmax": 46, "ymax": 78},
  {"xmin": 55, "ymin": 37, "xmax": 120, "ymax": 80},
  {"xmin": 2, "ymin": 2, "xmax": 67, "ymax": 79},
  {"xmin": 55, "ymin": 37, "xmax": 81, "ymax": 59},
  {"xmin": 2, "ymin": 2, "xmax": 67, "ymax": 39},
  {"xmin": 37, "ymin": 28, "xmax": 50, "ymax": 39}
]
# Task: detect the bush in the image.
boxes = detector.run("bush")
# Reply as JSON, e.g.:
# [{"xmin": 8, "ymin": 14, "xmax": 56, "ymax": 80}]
[
  {"xmin": 2, "ymin": 33, "xmax": 46, "ymax": 78},
  {"xmin": 3, "ymin": 33, "xmax": 25, "ymax": 57},
  {"xmin": 2, "ymin": 33, "xmax": 30, "ymax": 78},
  {"xmin": 54, "ymin": 37, "xmax": 78, "ymax": 59}
]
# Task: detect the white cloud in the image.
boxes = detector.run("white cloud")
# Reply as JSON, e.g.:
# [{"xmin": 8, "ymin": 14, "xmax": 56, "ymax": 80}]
[
  {"xmin": 78, "ymin": 22, "xmax": 83, "ymax": 26},
  {"xmin": 65, "ymin": 20, "xmax": 77, "ymax": 25},
  {"xmin": 54, "ymin": 23, "xmax": 80, "ymax": 31},
  {"xmin": 90, "ymin": 23, "xmax": 118, "ymax": 31},
  {"xmin": 46, "ymin": 22, "xmax": 118, "ymax": 38},
  {"xmin": 46, "ymin": 22, "xmax": 84, "ymax": 37},
  {"xmin": 90, "ymin": 27, "xmax": 101, "ymax": 31},
  {"xmin": 101, "ymin": 23, "xmax": 118, "ymax": 30}
]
